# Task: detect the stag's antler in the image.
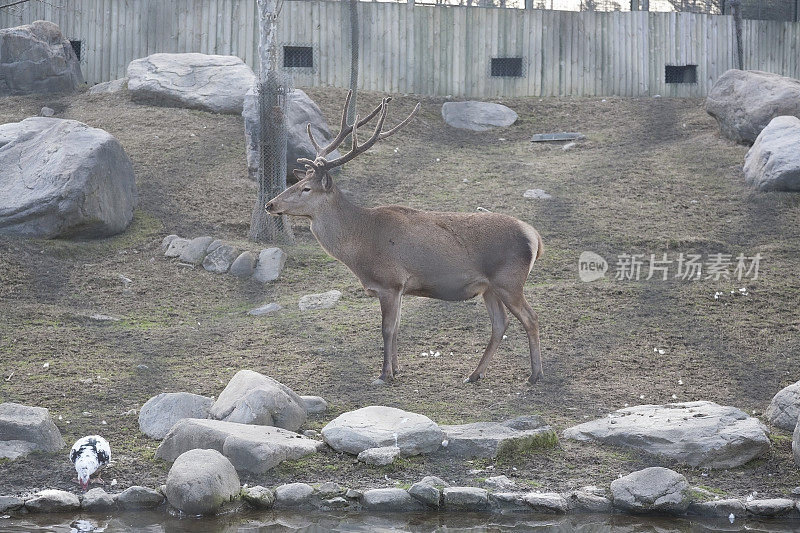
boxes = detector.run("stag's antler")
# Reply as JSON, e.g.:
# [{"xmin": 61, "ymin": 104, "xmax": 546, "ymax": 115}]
[{"xmin": 298, "ymin": 91, "xmax": 421, "ymax": 171}]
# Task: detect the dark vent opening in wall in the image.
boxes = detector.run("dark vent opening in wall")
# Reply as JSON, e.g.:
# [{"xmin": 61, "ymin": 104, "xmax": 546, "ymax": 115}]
[
  {"xmin": 491, "ymin": 57, "xmax": 523, "ymax": 78},
  {"xmin": 665, "ymin": 64, "xmax": 697, "ymax": 84},
  {"xmin": 283, "ymin": 46, "xmax": 312, "ymax": 68},
  {"xmin": 70, "ymin": 40, "xmax": 81, "ymax": 61}
]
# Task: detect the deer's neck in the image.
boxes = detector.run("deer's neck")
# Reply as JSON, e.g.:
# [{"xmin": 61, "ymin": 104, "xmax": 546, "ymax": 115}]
[{"xmin": 309, "ymin": 189, "xmax": 368, "ymax": 264}]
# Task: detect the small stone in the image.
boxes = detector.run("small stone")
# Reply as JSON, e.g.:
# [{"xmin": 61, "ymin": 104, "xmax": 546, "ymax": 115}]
[
  {"xmin": 523, "ymin": 188, "xmax": 552, "ymax": 200},
  {"xmin": 562, "ymin": 488, "xmax": 611, "ymax": 513},
  {"xmin": 242, "ymin": 485, "xmax": 275, "ymax": 509},
  {"xmin": 323, "ymin": 496, "xmax": 349, "ymax": 509},
  {"xmin": 610, "ymin": 467, "xmax": 689, "ymax": 514},
  {"xmin": 318, "ymin": 482, "xmax": 343, "ymax": 498},
  {"xmin": 301, "ymin": 395, "xmax": 328, "ymax": 414},
  {"xmin": 89, "ymin": 313, "xmax": 119, "ymax": 322},
  {"xmin": 442, "ymin": 487, "xmax": 490, "ymax": 511},
  {"xmin": 484, "ymin": 475, "xmax": 516, "ymax": 491},
  {"xmin": 179, "ymin": 236, "xmax": 214, "ymax": 265},
  {"xmin": 116, "ymin": 486, "xmax": 165, "ymax": 509},
  {"xmin": 81, "ymin": 487, "xmax": 116, "ymax": 511},
  {"xmin": 247, "ymin": 302, "xmax": 281, "ymax": 316},
  {"xmin": 562, "ymin": 141, "xmax": 576, "ymax": 151},
  {"xmin": 40, "ymin": 106, "xmax": 55, "ymax": 117},
  {"xmin": 274, "ymin": 483, "xmax": 314, "ymax": 507},
  {"xmin": 765, "ymin": 381, "xmax": 800, "ymax": 430},
  {"xmin": 358, "ymin": 446, "xmax": 401, "ymax": 466},
  {"xmin": 409, "ymin": 482, "xmax": 440, "ymax": 508},
  {"xmin": 303, "ymin": 429, "xmax": 319, "ymax": 438},
  {"xmin": 0, "ymin": 495, "xmax": 24, "ymax": 513},
  {"xmin": 298, "ymin": 290, "xmax": 342, "ymax": 311},
  {"xmin": 252, "ymin": 247, "xmax": 287, "ymax": 282},
  {"xmin": 25, "ymin": 490, "xmax": 80, "ymax": 513},
  {"xmin": 229, "ymin": 251, "xmax": 256, "ymax": 278},
  {"xmin": 345, "ymin": 489, "xmax": 362, "ymax": 499},
  {"xmin": 362, "ymin": 488, "xmax": 418, "ymax": 511}
]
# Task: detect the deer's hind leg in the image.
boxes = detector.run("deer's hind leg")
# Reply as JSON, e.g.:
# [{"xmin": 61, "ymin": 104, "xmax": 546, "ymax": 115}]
[
  {"xmin": 465, "ymin": 289, "xmax": 509, "ymax": 383},
  {"xmin": 495, "ymin": 286, "xmax": 543, "ymax": 384},
  {"xmin": 376, "ymin": 290, "xmax": 402, "ymax": 384}
]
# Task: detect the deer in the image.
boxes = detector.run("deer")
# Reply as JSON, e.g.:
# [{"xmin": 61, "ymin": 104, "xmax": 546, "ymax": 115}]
[{"xmin": 266, "ymin": 91, "xmax": 544, "ymax": 385}]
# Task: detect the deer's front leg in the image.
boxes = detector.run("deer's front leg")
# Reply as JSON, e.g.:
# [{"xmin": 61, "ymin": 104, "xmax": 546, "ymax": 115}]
[{"xmin": 376, "ymin": 291, "xmax": 401, "ymax": 384}]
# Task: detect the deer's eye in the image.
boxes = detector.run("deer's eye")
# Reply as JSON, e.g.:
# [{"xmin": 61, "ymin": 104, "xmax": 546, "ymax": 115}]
[{"xmin": 302, "ymin": 187, "xmax": 311, "ymax": 193}]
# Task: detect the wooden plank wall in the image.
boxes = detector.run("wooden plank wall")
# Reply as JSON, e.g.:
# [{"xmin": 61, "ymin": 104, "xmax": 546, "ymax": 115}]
[{"xmin": 2, "ymin": 0, "xmax": 798, "ymax": 97}]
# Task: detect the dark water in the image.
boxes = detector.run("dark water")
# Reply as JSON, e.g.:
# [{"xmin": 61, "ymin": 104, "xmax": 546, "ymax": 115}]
[{"xmin": 1, "ymin": 511, "xmax": 799, "ymax": 533}]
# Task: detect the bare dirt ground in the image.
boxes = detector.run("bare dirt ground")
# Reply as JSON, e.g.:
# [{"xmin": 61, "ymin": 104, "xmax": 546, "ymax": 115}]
[{"xmin": 1, "ymin": 88, "xmax": 798, "ymax": 499}]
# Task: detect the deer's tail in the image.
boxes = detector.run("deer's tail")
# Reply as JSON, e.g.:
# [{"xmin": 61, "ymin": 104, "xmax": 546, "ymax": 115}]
[{"xmin": 535, "ymin": 230, "xmax": 544, "ymax": 261}]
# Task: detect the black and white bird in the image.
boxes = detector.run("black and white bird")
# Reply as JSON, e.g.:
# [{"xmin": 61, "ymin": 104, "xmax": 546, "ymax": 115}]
[{"xmin": 70, "ymin": 435, "xmax": 111, "ymax": 491}]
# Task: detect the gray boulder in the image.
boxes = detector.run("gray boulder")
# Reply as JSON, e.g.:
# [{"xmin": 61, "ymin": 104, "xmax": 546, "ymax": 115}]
[
  {"xmin": 563, "ymin": 401, "xmax": 770, "ymax": 468},
  {"xmin": 127, "ymin": 53, "xmax": 255, "ymax": 114},
  {"xmin": 610, "ymin": 467, "xmax": 690, "ymax": 514},
  {"xmin": 230, "ymin": 251, "xmax": 256, "ymax": 278},
  {"xmin": 0, "ymin": 495, "xmax": 24, "ymax": 513},
  {"xmin": 0, "ymin": 118, "xmax": 137, "ymax": 239},
  {"xmin": 301, "ymin": 395, "xmax": 328, "ymax": 414},
  {"xmin": 155, "ymin": 418, "xmax": 322, "ymax": 474},
  {"xmin": 24, "ymin": 490, "xmax": 80, "ymax": 513},
  {"xmin": 274, "ymin": 483, "xmax": 315, "ymax": 508},
  {"xmin": 81, "ymin": 487, "xmax": 116, "ymax": 512},
  {"xmin": 420, "ymin": 475, "xmax": 449, "ymax": 487},
  {"xmin": 179, "ymin": 236, "xmax": 214, "ymax": 265},
  {"xmin": 89, "ymin": 77, "xmax": 127, "ymax": 94},
  {"xmin": 441, "ymin": 101, "xmax": 518, "ymax": 131},
  {"xmin": 794, "ymin": 417, "xmax": 800, "ymax": 467},
  {"xmin": 299, "ymin": 290, "xmax": 342, "ymax": 311},
  {"xmin": 0, "ymin": 21, "xmax": 83, "ymax": 95},
  {"xmin": 161, "ymin": 234, "xmax": 179, "ymax": 251},
  {"xmin": 440, "ymin": 415, "xmax": 556, "ymax": 458},
  {"xmin": 562, "ymin": 488, "xmax": 612, "ymax": 513},
  {"xmin": 242, "ymin": 485, "xmax": 275, "ymax": 509},
  {"xmin": 706, "ymin": 69, "xmax": 800, "ymax": 144},
  {"xmin": 164, "ymin": 237, "xmax": 190, "ymax": 258},
  {"xmin": 116, "ymin": 486, "xmax": 164, "ymax": 509},
  {"xmin": 766, "ymin": 380, "xmax": 800, "ymax": 430},
  {"xmin": 0, "ymin": 402, "xmax": 65, "ymax": 460},
  {"xmin": 409, "ymin": 482, "xmax": 440, "ymax": 508},
  {"xmin": 744, "ymin": 116, "xmax": 800, "ymax": 191},
  {"xmin": 165, "ymin": 449, "xmax": 240, "ymax": 515},
  {"xmin": 688, "ymin": 498, "xmax": 746, "ymax": 517},
  {"xmin": 523, "ymin": 492, "xmax": 569, "ymax": 514},
  {"xmin": 318, "ymin": 482, "xmax": 344, "ymax": 498},
  {"xmin": 209, "ymin": 369, "xmax": 307, "ymax": 431},
  {"xmin": 362, "ymin": 488, "xmax": 418, "ymax": 511},
  {"xmin": 138, "ymin": 392, "xmax": 213, "ymax": 439},
  {"xmin": 442, "ymin": 487, "xmax": 490, "ymax": 511},
  {"xmin": 243, "ymin": 86, "xmax": 340, "ymax": 181},
  {"xmin": 357, "ymin": 445, "xmax": 400, "ymax": 466},
  {"xmin": 746, "ymin": 498, "xmax": 797, "ymax": 517},
  {"xmin": 203, "ymin": 243, "xmax": 240, "ymax": 274},
  {"xmin": 252, "ymin": 248, "xmax": 287, "ymax": 283},
  {"xmin": 483, "ymin": 475, "xmax": 516, "ymax": 491},
  {"xmin": 322, "ymin": 405, "xmax": 444, "ymax": 456}
]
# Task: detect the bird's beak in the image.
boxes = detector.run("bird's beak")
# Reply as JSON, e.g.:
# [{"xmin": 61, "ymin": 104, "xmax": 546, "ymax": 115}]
[{"xmin": 80, "ymin": 480, "xmax": 89, "ymax": 491}]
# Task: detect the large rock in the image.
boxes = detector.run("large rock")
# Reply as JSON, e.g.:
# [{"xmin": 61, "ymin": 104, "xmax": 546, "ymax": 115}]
[
  {"xmin": 610, "ymin": 467, "xmax": 690, "ymax": 514},
  {"xmin": 209, "ymin": 369, "xmax": 307, "ymax": 431},
  {"xmin": 766, "ymin": 380, "xmax": 800, "ymax": 430},
  {"xmin": 0, "ymin": 21, "xmax": 83, "ymax": 95},
  {"xmin": 115, "ymin": 486, "xmax": 164, "ymax": 509},
  {"xmin": 743, "ymin": 116, "xmax": 800, "ymax": 191},
  {"xmin": 203, "ymin": 243, "xmax": 240, "ymax": 274},
  {"xmin": 127, "ymin": 53, "xmax": 255, "ymax": 114},
  {"xmin": 242, "ymin": 485, "xmax": 275, "ymax": 509},
  {"xmin": 165, "ymin": 449, "xmax": 240, "ymax": 515},
  {"xmin": 252, "ymin": 248, "xmax": 287, "ymax": 283},
  {"xmin": 155, "ymin": 418, "xmax": 322, "ymax": 474},
  {"xmin": 81, "ymin": 487, "xmax": 116, "ymax": 512},
  {"xmin": 441, "ymin": 101, "xmax": 518, "ymax": 131},
  {"xmin": 0, "ymin": 118, "xmax": 137, "ymax": 239},
  {"xmin": 362, "ymin": 488, "xmax": 418, "ymax": 511},
  {"xmin": 321, "ymin": 406, "xmax": 444, "ymax": 456},
  {"xmin": 563, "ymin": 401, "xmax": 770, "ymax": 468},
  {"xmin": 440, "ymin": 415, "xmax": 557, "ymax": 458},
  {"xmin": 0, "ymin": 402, "xmax": 64, "ymax": 460},
  {"xmin": 89, "ymin": 77, "xmax": 127, "ymax": 94},
  {"xmin": 793, "ymin": 418, "xmax": 800, "ymax": 467},
  {"xmin": 179, "ymin": 236, "xmax": 214, "ymax": 265},
  {"xmin": 243, "ymin": 86, "xmax": 340, "ymax": 181},
  {"xmin": 441, "ymin": 487, "xmax": 490, "ymax": 511},
  {"xmin": 408, "ymin": 482, "xmax": 440, "ymax": 508},
  {"xmin": 230, "ymin": 251, "xmax": 256, "ymax": 278},
  {"xmin": 746, "ymin": 498, "xmax": 798, "ymax": 517},
  {"xmin": 24, "ymin": 489, "xmax": 80, "ymax": 513},
  {"xmin": 274, "ymin": 482, "xmax": 314, "ymax": 508},
  {"xmin": 523, "ymin": 492, "xmax": 569, "ymax": 514},
  {"xmin": 357, "ymin": 445, "xmax": 400, "ymax": 466},
  {"xmin": 706, "ymin": 69, "xmax": 800, "ymax": 144},
  {"xmin": 138, "ymin": 392, "xmax": 213, "ymax": 439}
]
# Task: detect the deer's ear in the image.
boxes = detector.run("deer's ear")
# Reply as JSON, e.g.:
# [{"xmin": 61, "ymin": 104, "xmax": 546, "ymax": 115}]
[
  {"xmin": 320, "ymin": 172, "xmax": 333, "ymax": 192},
  {"xmin": 293, "ymin": 168, "xmax": 306, "ymax": 180}
]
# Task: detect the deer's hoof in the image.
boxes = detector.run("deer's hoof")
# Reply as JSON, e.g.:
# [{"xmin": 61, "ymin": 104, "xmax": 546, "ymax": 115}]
[
  {"xmin": 372, "ymin": 377, "xmax": 390, "ymax": 386},
  {"xmin": 527, "ymin": 371, "xmax": 544, "ymax": 385},
  {"xmin": 463, "ymin": 372, "xmax": 484, "ymax": 383}
]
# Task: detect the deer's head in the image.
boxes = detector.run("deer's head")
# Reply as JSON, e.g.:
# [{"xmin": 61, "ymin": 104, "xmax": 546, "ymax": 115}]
[{"xmin": 265, "ymin": 91, "xmax": 420, "ymax": 218}]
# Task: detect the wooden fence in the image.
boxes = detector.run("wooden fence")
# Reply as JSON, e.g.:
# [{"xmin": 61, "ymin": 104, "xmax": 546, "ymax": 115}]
[{"xmin": 2, "ymin": 0, "xmax": 799, "ymax": 97}]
